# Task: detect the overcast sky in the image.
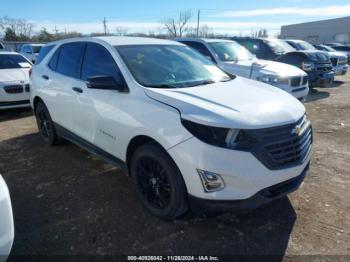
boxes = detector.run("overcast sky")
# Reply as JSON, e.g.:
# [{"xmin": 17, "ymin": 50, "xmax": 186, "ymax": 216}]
[{"xmin": 2, "ymin": 0, "xmax": 350, "ymax": 36}]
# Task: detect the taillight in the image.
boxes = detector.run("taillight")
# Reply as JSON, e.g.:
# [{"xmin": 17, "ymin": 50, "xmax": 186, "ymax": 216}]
[{"xmin": 29, "ymin": 68, "xmax": 32, "ymax": 77}]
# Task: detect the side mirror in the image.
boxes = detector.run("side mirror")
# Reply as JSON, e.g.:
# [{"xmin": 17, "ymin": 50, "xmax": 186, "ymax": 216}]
[{"xmin": 86, "ymin": 75, "xmax": 126, "ymax": 91}]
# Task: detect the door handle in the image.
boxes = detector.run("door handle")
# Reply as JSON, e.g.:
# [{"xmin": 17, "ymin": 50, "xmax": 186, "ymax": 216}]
[
  {"xmin": 42, "ymin": 75, "xmax": 49, "ymax": 80},
  {"xmin": 72, "ymin": 87, "xmax": 83, "ymax": 93}
]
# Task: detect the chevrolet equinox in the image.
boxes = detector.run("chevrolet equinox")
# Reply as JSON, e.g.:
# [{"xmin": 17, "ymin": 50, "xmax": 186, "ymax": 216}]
[{"xmin": 30, "ymin": 37, "xmax": 312, "ymax": 219}]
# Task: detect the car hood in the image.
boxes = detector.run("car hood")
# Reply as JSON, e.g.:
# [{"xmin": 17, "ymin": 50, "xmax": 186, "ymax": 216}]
[
  {"xmin": 255, "ymin": 59, "xmax": 306, "ymax": 77},
  {"xmin": 0, "ymin": 68, "xmax": 30, "ymax": 84},
  {"xmin": 301, "ymin": 50, "xmax": 330, "ymax": 62},
  {"xmin": 222, "ymin": 59, "xmax": 306, "ymax": 78},
  {"xmin": 327, "ymin": 51, "xmax": 348, "ymax": 59},
  {"xmin": 144, "ymin": 76, "xmax": 305, "ymax": 129}
]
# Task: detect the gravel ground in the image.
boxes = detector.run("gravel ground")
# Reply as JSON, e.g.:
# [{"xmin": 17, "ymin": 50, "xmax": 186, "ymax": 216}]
[{"xmin": 0, "ymin": 74, "xmax": 349, "ymax": 260}]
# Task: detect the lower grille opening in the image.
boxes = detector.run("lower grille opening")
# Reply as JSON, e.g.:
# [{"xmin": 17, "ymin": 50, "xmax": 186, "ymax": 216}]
[
  {"xmin": 260, "ymin": 167, "xmax": 308, "ymax": 198},
  {"xmin": 4, "ymin": 85, "xmax": 24, "ymax": 94}
]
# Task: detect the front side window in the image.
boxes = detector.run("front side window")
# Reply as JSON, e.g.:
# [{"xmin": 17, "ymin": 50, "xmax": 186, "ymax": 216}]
[
  {"xmin": 0, "ymin": 54, "xmax": 31, "ymax": 69},
  {"xmin": 56, "ymin": 42, "xmax": 85, "ymax": 78},
  {"xmin": 181, "ymin": 41, "xmax": 215, "ymax": 61},
  {"xmin": 81, "ymin": 43, "xmax": 121, "ymax": 83},
  {"xmin": 208, "ymin": 41, "xmax": 254, "ymax": 62},
  {"xmin": 116, "ymin": 45, "xmax": 231, "ymax": 88}
]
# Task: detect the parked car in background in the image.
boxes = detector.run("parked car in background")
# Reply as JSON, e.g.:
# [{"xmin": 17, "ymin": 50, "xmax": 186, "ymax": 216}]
[
  {"xmin": 177, "ymin": 38, "xmax": 309, "ymax": 101},
  {"xmin": 233, "ymin": 37, "xmax": 334, "ymax": 87},
  {"xmin": 0, "ymin": 52, "xmax": 32, "ymax": 109},
  {"xmin": 0, "ymin": 175, "xmax": 14, "ymax": 262},
  {"xmin": 30, "ymin": 37, "xmax": 312, "ymax": 219},
  {"xmin": 314, "ymin": 44, "xmax": 350, "ymax": 68},
  {"xmin": 286, "ymin": 40, "xmax": 348, "ymax": 76},
  {"xmin": 20, "ymin": 43, "xmax": 44, "ymax": 63},
  {"xmin": 328, "ymin": 45, "xmax": 350, "ymax": 64},
  {"xmin": 324, "ymin": 43, "xmax": 344, "ymax": 47}
]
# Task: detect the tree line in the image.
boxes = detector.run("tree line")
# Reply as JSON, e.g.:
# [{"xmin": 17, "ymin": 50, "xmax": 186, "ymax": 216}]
[{"xmin": 0, "ymin": 13, "xmax": 270, "ymax": 42}]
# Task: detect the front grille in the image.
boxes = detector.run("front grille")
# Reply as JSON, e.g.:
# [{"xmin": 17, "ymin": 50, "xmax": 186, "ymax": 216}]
[
  {"xmin": 245, "ymin": 117, "xmax": 312, "ymax": 170},
  {"xmin": 338, "ymin": 59, "xmax": 348, "ymax": 65},
  {"xmin": 331, "ymin": 57, "xmax": 338, "ymax": 66},
  {"xmin": 4, "ymin": 85, "xmax": 24, "ymax": 94},
  {"xmin": 290, "ymin": 77, "xmax": 301, "ymax": 87},
  {"xmin": 302, "ymin": 76, "xmax": 308, "ymax": 85},
  {"xmin": 316, "ymin": 63, "xmax": 333, "ymax": 73}
]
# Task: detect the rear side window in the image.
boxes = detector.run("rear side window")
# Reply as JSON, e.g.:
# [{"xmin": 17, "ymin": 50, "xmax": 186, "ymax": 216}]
[
  {"xmin": 81, "ymin": 43, "xmax": 121, "ymax": 82},
  {"xmin": 36, "ymin": 45, "xmax": 55, "ymax": 64},
  {"xmin": 48, "ymin": 48, "xmax": 60, "ymax": 70},
  {"xmin": 56, "ymin": 42, "xmax": 85, "ymax": 78}
]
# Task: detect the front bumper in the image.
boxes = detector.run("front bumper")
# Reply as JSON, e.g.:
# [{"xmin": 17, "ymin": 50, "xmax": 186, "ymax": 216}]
[
  {"xmin": 189, "ymin": 164, "xmax": 308, "ymax": 213},
  {"xmin": 168, "ymin": 136, "xmax": 311, "ymax": 202},
  {"xmin": 308, "ymin": 70, "xmax": 335, "ymax": 86},
  {"xmin": 0, "ymin": 176, "xmax": 14, "ymax": 259},
  {"xmin": 275, "ymin": 83, "xmax": 309, "ymax": 100},
  {"xmin": 333, "ymin": 64, "xmax": 349, "ymax": 75},
  {"xmin": 0, "ymin": 83, "xmax": 31, "ymax": 110}
]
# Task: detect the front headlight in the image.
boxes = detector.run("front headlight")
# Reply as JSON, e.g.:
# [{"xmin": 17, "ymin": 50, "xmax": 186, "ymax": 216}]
[
  {"xmin": 301, "ymin": 62, "xmax": 314, "ymax": 71},
  {"xmin": 256, "ymin": 75, "xmax": 288, "ymax": 85},
  {"xmin": 181, "ymin": 120, "xmax": 246, "ymax": 149}
]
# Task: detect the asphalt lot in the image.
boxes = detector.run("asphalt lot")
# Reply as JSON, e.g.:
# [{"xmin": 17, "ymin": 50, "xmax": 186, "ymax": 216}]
[{"xmin": 0, "ymin": 75, "xmax": 350, "ymax": 260}]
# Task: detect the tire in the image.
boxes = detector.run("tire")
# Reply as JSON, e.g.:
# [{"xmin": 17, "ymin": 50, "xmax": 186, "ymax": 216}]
[
  {"xmin": 130, "ymin": 143, "xmax": 188, "ymax": 219},
  {"xmin": 35, "ymin": 102, "xmax": 61, "ymax": 145}
]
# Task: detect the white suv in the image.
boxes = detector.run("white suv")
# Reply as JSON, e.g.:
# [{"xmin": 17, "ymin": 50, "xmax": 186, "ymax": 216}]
[
  {"xmin": 177, "ymin": 38, "xmax": 309, "ymax": 101},
  {"xmin": 0, "ymin": 175, "xmax": 14, "ymax": 261},
  {"xmin": 20, "ymin": 44, "xmax": 44, "ymax": 63},
  {"xmin": 30, "ymin": 37, "xmax": 312, "ymax": 219}
]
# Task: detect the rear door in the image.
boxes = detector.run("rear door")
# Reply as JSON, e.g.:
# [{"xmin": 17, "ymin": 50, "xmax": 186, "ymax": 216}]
[{"xmin": 42, "ymin": 42, "xmax": 85, "ymax": 131}]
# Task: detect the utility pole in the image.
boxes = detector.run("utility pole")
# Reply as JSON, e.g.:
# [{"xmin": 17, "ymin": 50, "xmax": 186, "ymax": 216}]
[
  {"xmin": 103, "ymin": 17, "xmax": 108, "ymax": 35},
  {"xmin": 196, "ymin": 9, "xmax": 200, "ymax": 37},
  {"xmin": 54, "ymin": 25, "xmax": 59, "ymax": 36}
]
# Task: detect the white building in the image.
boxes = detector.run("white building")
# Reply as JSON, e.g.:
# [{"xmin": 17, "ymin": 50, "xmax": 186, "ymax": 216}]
[{"xmin": 280, "ymin": 16, "xmax": 350, "ymax": 44}]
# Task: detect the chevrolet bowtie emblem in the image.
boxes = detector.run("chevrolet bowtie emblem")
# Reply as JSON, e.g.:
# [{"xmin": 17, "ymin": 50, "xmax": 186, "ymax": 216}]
[{"xmin": 294, "ymin": 126, "xmax": 302, "ymax": 136}]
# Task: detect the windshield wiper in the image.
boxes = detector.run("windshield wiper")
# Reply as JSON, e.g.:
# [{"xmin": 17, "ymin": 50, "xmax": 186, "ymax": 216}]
[{"xmin": 146, "ymin": 84, "xmax": 178, "ymax": 89}]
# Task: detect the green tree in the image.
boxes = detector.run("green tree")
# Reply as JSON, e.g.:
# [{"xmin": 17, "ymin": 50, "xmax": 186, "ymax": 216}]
[
  {"xmin": 36, "ymin": 27, "xmax": 54, "ymax": 42},
  {"xmin": 4, "ymin": 28, "xmax": 18, "ymax": 41}
]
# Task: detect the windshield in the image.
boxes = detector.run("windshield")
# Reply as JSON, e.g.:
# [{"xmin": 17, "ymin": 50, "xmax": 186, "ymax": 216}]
[
  {"xmin": 33, "ymin": 46, "xmax": 43, "ymax": 53},
  {"xmin": 0, "ymin": 54, "xmax": 31, "ymax": 69},
  {"xmin": 116, "ymin": 45, "xmax": 231, "ymax": 88},
  {"xmin": 266, "ymin": 39, "xmax": 295, "ymax": 53},
  {"xmin": 321, "ymin": 45, "xmax": 336, "ymax": 52},
  {"xmin": 294, "ymin": 41, "xmax": 317, "ymax": 51},
  {"xmin": 208, "ymin": 41, "xmax": 255, "ymax": 62}
]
